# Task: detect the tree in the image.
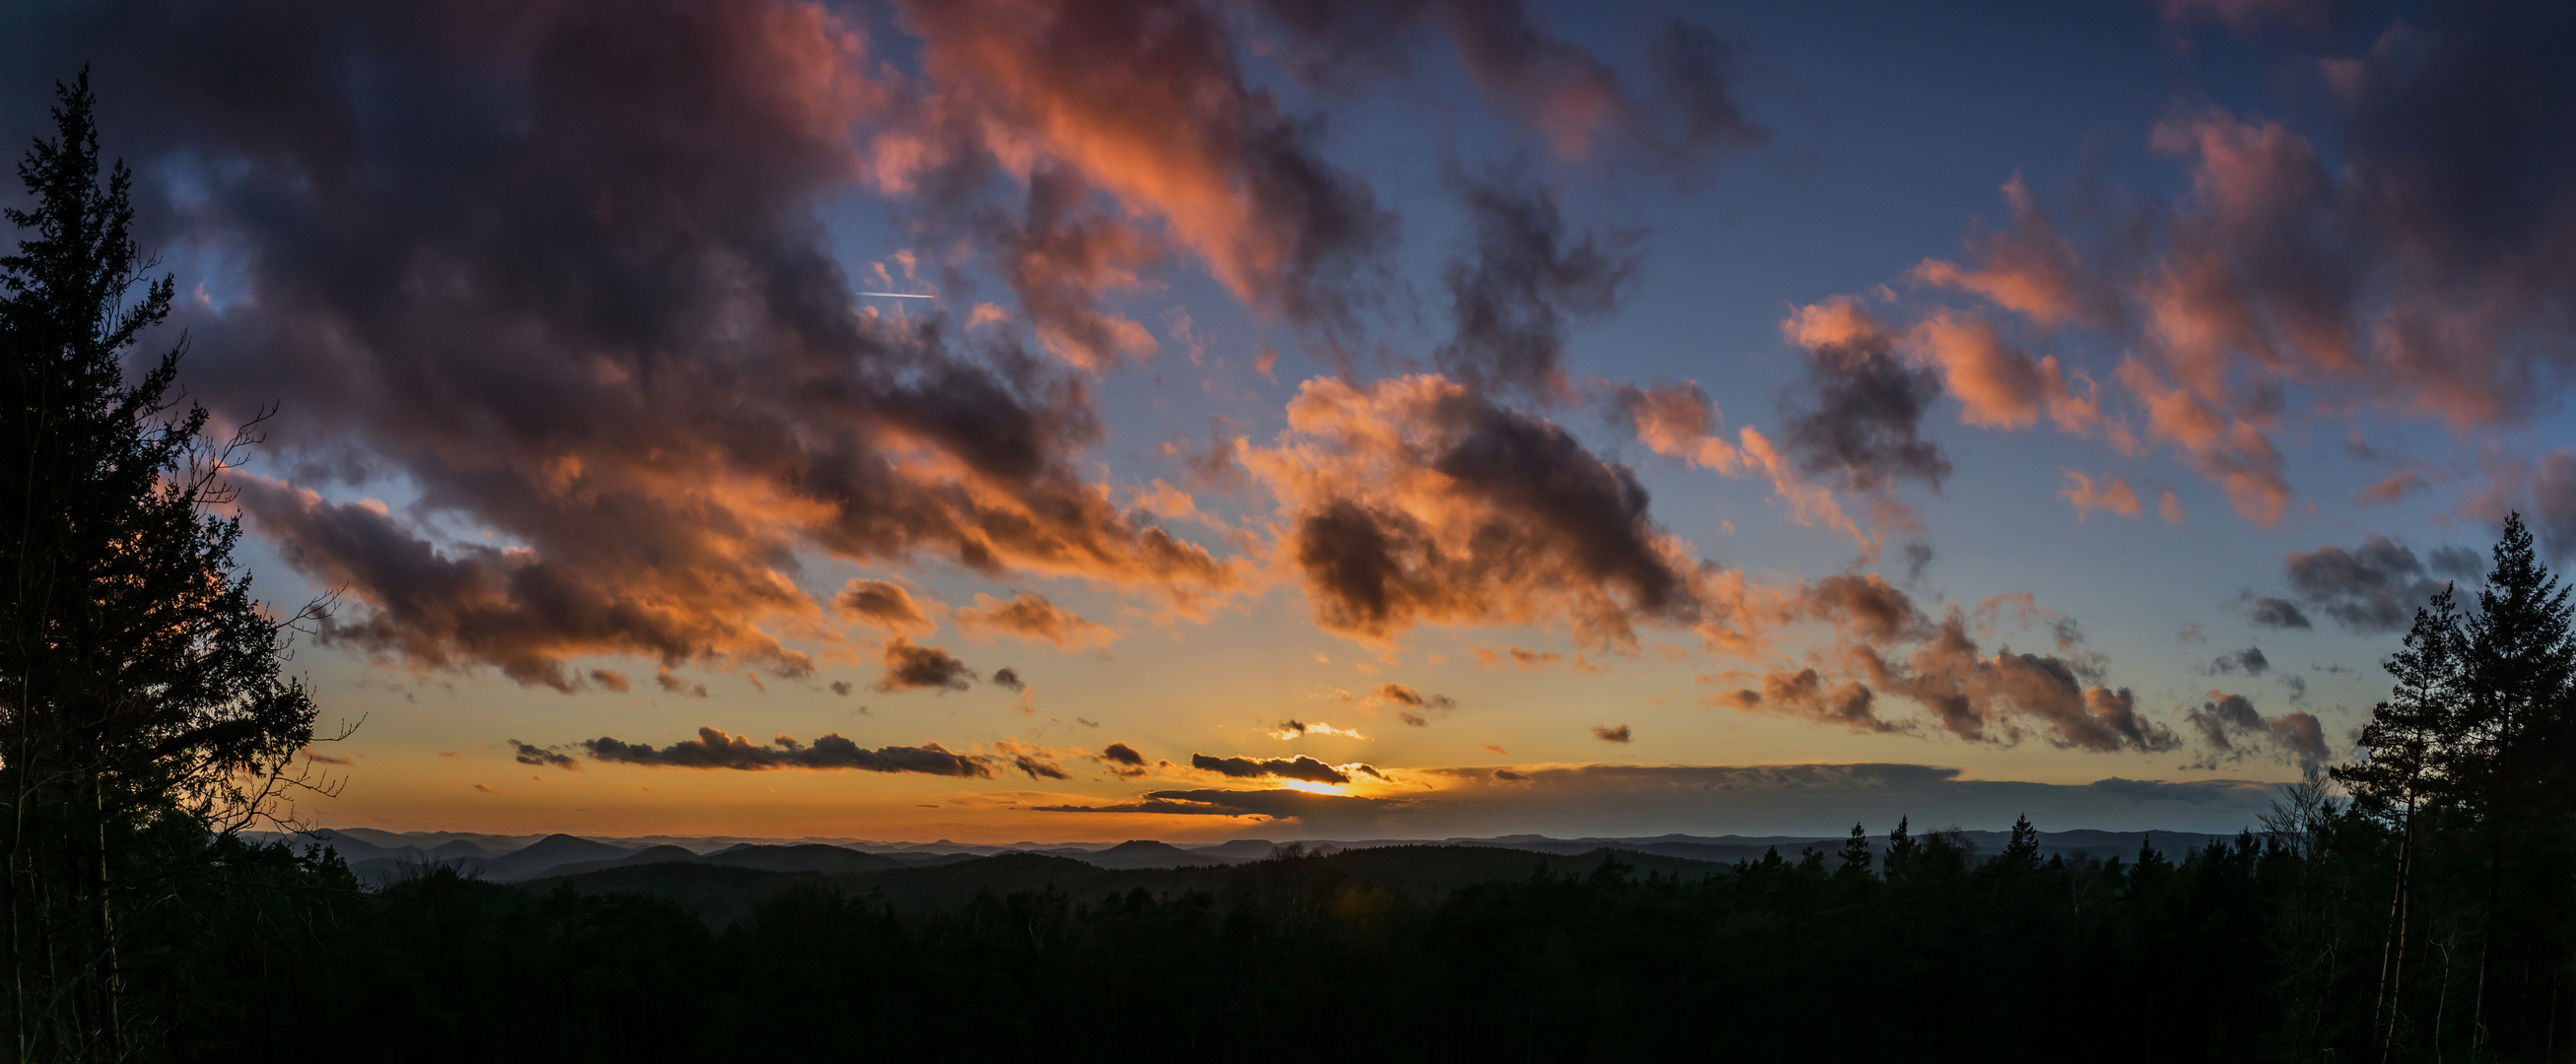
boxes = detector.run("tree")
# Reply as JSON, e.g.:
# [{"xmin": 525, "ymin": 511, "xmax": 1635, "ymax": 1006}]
[
  {"xmin": 1, "ymin": 72, "xmax": 327, "ymax": 1059},
  {"xmin": 1836, "ymin": 822, "xmax": 1873, "ymax": 881},
  {"xmin": 2451, "ymin": 513, "xmax": 2576, "ymax": 1055},
  {"xmin": 2332, "ymin": 581, "xmax": 2466, "ymax": 1060}
]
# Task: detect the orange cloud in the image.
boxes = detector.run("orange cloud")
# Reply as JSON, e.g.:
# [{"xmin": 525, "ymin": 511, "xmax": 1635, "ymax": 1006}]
[
  {"xmin": 2060, "ymin": 471, "xmax": 2142, "ymax": 521},
  {"xmin": 952, "ymin": 591, "xmax": 1119, "ymax": 649},
  {"xmin": 1248, "ymin": 375, "xmax": 1704, "ymax": 649}
]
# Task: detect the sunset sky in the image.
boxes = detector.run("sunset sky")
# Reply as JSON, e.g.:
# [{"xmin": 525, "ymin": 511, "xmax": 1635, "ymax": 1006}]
[{"xmin": 6, "ymin": 0, "xmax": 2570, "ymax": 842}]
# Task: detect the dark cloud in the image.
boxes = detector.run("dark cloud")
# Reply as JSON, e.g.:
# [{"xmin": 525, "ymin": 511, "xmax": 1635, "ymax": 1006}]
[
  {"xmin": 2248, "ymin": 596, "xmax": 2313, "ymax": 630},
  {"xmin": 1848, "ymin": 615, "xmax": 2180, "ymax": 754},
  {"xmin": 994, "ymin": 740, "xmax": 1073, "ymax": 780},
  {"xmin": 876, "ymin": 639, "xmax": 977, "ymax": 694},
  {"xmin": 3, "ymin": 0, "xmax": 1273, "ymax": 692},
  {"xmin": 587, "ymin": 669, "xmax": 631, "ymax": 693},
  {"xmin": 989, "ymin": 667, "xmax": 1026, "ymax": 692},
  {"xmin": 1390, "ymin": 763, "xmax": 2287, "ymax": 838},
  {"xmin": 508, "ymin": 740, "xmax": 579, "ymax": 770},
  {"xmin": 1704, "ymin": 669, "xmax": 1906, "ymax": 734},
  {"xmin": 1275, "ymin": 379, "xmax": 1697, "ymax": 649},
  {"xmin": 1251, "ymin": 3, "xmax": 1761, "ymax": 173},
  {"xmin": 1434, "ymin": 166, "xmax": 1639, "ymax": 396},
  {"xmin": 2534, "ymin": 454, "xmax": 2576, "ymax": 563},
  {"xmin": 1397, "ymin": 712, "xmax": 1430, "ymax": 727},
  {"xmin": 1034, "ymin": 787, "xmax": 1398, "ymax": 828},
  {"xmin": 1100, "ymin": 742, "xmax": 1145, "ymax": 766},
  {"xmin": 1374, "ymin": 683, "xmax": 1456, "ymax": 711},
  {"xmin": 2280, "ymin": 535, "xmax": 2461, "ymax": 633},
  {"xmin": 1901, "ymin": 542, "xmax": 1934, "ymax": 583},
  {"xmin": 837, "ymin": 580, "xmax": 933, "ymax": 634},
  {"xmin": 2210, "ymin": 646, "xmax": 2270, "ymax": 676},
  {"xmin": 1779, "ymin": 314, "xmax": 1951, "ymax": 495},
  {"xmin": 1592, "ymin": 724, "xmax": 1631, "ymax": 744},
  {"xmin": 829, "ymin": 681, "xmax": 852, "ymax": 697},
  {"xmin": 581, "ymin": 727, "xmax": 993, "ymax": 776},
  {"xmin": 2186, "ymin": 692, "xmax": 2328, "ymax": 773},
  {"xmin": 1190, "ymin": 753, "xmax": 1353, "ymax": 784}
]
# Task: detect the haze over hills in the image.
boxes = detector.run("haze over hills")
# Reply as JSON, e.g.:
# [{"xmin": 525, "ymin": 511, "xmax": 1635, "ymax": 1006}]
[{"xmin": 273, "ymin": 826, "xmax": 2237, "ymax": 887}]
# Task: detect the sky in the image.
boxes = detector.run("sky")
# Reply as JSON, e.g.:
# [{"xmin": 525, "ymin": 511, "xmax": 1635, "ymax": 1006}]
[{"xmin": 5, "ymin": 0, "xmax": 2572, "ymax": 842}]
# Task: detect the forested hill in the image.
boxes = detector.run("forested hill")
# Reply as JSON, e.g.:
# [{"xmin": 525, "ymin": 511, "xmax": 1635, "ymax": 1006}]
[
  {"xmin": 275, "ymin": 826, "xmax": 2232, "ymax": 887},
  {"xmin": 189, "ymin": 826, "xmax": 2322, "ymax": 1062}
]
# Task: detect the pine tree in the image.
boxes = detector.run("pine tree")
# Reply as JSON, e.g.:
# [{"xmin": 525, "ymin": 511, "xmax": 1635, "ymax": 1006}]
[
  {"xmin": 2449, "ymin": 513, "xmax": 2576, "ymax": 1055},
  {"xmin": 1836, "ymin": 822, "xmax": 1873, "ymax": 881},
  {"xmin": 2003, "ymin": 814, "xmax": 2039, "ymax": 869},
  {"xmin": 2332, "ymin": 580, "xmax": 2467, "ymax": 1060},
  {"xmin": 1, "ymin": 72, "xmax": 326, "ymax": 1058},
  {"xmin": 1883, "ymin": 816, "xmax": 1916, "ymax": 882}
]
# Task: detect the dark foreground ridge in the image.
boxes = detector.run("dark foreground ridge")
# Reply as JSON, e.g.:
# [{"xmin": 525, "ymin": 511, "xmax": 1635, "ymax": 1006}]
[{"xmin": 188, "ymin": 823, "xmax": 2343, "ymax": 1062}]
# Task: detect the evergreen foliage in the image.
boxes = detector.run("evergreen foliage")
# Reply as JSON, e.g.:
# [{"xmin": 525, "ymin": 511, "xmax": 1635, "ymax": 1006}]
[{"xmin": 1, "ymin": 73, "xmax": 326, "ymax": 1060}]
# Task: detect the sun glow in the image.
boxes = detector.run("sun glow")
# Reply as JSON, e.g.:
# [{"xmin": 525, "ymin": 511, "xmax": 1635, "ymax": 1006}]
[{"xmin": 1274, "ymin": 779, "xmax": 1344, "ymax": 796}]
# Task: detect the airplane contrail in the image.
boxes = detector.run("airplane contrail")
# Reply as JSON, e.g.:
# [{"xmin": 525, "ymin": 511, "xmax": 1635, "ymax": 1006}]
[{"xmin": 857, "ymin": 291, "xmax": 937, "ymax": 299}]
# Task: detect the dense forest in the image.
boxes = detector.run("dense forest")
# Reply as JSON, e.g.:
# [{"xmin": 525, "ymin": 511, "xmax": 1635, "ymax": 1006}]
[{"xmin": 7, "ymin": 79, "xmax": 2576, "ymax": 1063}]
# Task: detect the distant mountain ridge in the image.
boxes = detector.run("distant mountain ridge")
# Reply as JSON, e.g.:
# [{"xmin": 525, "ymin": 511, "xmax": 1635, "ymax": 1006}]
[{"xmin": 260, "ymin": 827, "xmax": 2237, "ymax": 888}]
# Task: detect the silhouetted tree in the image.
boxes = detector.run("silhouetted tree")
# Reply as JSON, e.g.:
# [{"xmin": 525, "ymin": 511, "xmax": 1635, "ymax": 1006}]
[
  {"xmin": 2449, "ymin": 514, "xmax": 2573, "ymax": 1051},
  {"xmin": 2333, "ymin": 581, "xmax": 2466, "ymax": 1058},
  {"xmin": 1, "ymin": 72, "xmax": 327, "ymax": 1059}
]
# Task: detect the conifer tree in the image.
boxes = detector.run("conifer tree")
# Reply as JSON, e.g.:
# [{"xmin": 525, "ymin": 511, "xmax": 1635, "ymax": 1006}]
[
  {"xmin": 1836, "ymin": 822, "xmax": 1873, "ymax": 880},
  {"xmin": 2333, "ymin": 581, "xmax": 2467, "ymax": 1060},
  {"xmin": 1, "ymin": 72, "xmax": 325, "ymax": 1058},
  {"xmin": 2002, "ymin": 814, "xmax": 2039, "ymax": 868}
]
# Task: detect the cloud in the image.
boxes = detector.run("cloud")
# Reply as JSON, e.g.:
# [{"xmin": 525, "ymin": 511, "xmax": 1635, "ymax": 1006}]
[
  {"xmin": 2461, "ymin": 450, "xmax": 2576, "ymax": 564},
  {"xmin": 1434, "ymin": 165, "xmax": 1639, "ymax": 397},
  {"xmin": 2278, "ymin": 535, "xmax": 2464, "ymax": 633},
  {"xmin": 837, "ymin": 580, "xmax": 935, "ymax": 635},
  {"xmin": 1034, "ymin": 787, "xmax": 1400, "ymax": 830},
  {"xmin": 1189, "ymin": 753, "xmax": 1356, "ymax": 784},
  {"xmin": 1373, "ymin": 683, "xmax": 1456, "ymax": 712},
  {"xmin": 952, "ymin": 592, "xmax": 1119, "ymax": 649},
  {"xmin": 988, "ymin": 667, "xmax": 1025, "ymax": 692},
  {"xmin": 1320, "ymin": 763, "xmax": 2289, "ymax": 838},
  {"xmin": 875, "ymin": 638, "xmax": 978, "ymax": 694},
  {"xmin": 1907, "ymin": 308, "xmax": 2107, "ymax": 433},
  {"xmin": 1591, "ymin": 724, "xmax": 1631, "ymax": 743},
  {"xmin": 1474, "ymin": 646, "xmax": 1563, "ymax": 670},
  {"xmin": 1702, "ymin": 668, "xmax": 1906, "ymax": 734},
  {"xmin": 1271, "ymin": 719, "xmax": 1368, "ymax": 740},
  {"xmin": 1000, "ymin": 165, "xmax": 1163, "ymax": 371},
  {"xmin": 1100, "ymin": 742, "xmax": 1145, "ymax": 766},
  {"xmin": 1845, "ymin": 612, "xmax": 2181, "ymax": 754},
  {"xmin": 508, "ymin": 740, "xmax": 579, "ymax": 771},
  {"xmin": 829, "ymin": 681, "xmax": 853, "ymax": 697},
  {"xmin": 1910, "ymin": 6, "xmax": 2576, "ymax": 515},
  {"xmin": 1249, "ymin": 375, "xmax": 1702, "ymax": 649},
  {"xmin": 892, "ymin": 0, "xmax": 1397, "ymax": 345},
  {"xmin": 2247, "ymin": 596, "xmax": 2313, "ymax": 630},
  {"xmin": 1251, "ymin": 4, "xmax": 1761, "ymax": 172},
  {"xmin": 580, "ymin": 726, "xmax": 993, "ymax": 776},
  {"xmin": 302, "ymin": 749, "xmax": 354, "ymax": 766},
  {"xmin": 1778, "ymin": 300, "xmax": 1951, "ymax": 497},
  {"xmin": 587, "ymin": 669, "xmax": 631, "ymax": 693},
  {"xmin": 2060, "ymin": 471, "xmax": 2141, "ymax": 521},
  {"xmin": 2209, "ymin": 646, "xmax": 2271, "ymax": 676},
  {"xmin": 2186, "ymin": 692, "xmax": 2329, "ymax": 772},
  {"xmin": 992, "ymin": 739, "xmax": 1073, "ymax": 780},
  {"xmin": 24, "ymin": 0, "xmax": 1263, "ymax": 693}
]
